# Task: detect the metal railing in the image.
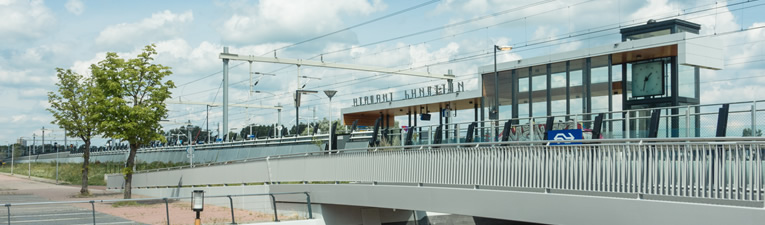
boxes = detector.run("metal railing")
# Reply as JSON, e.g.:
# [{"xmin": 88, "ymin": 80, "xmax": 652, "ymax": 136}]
[
  {"xmin": 363, "ymin": 100, "xmax": 765, "ymax": 146},
  {"xmin": 13, "ymin": 100, "xmax": 764, "ymax": 159},
  {"xmin": 111, "ymin": 137, "xmax": 765, "ymax": 205},
  {"xmin": 1, "ymin": 192, "xmax": 311, "ymax": 225}
]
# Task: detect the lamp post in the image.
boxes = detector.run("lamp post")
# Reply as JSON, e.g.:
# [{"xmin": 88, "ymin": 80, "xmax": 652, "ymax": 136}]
[
  {"xmin": 30, "ymin": 133, "xmax": 34, "ymax": 179},
  {"xmin": 206, "ymin": 105, "xmax": 217, "ymax": 144},
  {"xmin": 295, "ymin": 89, "xmax": 318, "ymax": 136},
  {"xmin": 493, "ymin": 45, "xmax": 512, "ymax": 141},
  {"xmin": 324, "ymin": 90, "xmax": 337, "ymax": 151},
  {"xmin": 55, "ymin": 142, "xmax": 59, "ymax": 184},
  {"xmin": 191, "ymin": 190, "xmax": 204, "ymax": 225},
  {"xmin": 10, "ymin": 143, "xmax": 13, "ymax": 175}
]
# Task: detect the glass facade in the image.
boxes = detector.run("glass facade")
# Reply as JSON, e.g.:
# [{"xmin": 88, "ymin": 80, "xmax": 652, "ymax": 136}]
[{"xmin": 481, "ymin": 52, "xmax": 702, "ymax": 139}]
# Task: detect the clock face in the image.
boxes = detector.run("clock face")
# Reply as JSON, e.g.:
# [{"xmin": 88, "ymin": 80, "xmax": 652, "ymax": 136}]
[{"xmin": 631, "ymin": 61, "xmax": 664, "ymax": 97}]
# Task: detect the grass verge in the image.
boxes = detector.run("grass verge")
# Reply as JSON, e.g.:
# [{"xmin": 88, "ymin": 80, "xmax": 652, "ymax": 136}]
[{"xmin": 0, "ymin": 161, "xmax": 186, "ymax": 186}]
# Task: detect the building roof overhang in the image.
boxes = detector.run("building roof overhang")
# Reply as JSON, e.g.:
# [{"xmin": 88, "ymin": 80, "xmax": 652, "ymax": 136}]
[
  {"xmin": 478, "ymin": 32, "xmax": 723, "ymax": 74},
  {"xmin": 341, "ymin": 90, "xmax": 482, "ymax": 125}
]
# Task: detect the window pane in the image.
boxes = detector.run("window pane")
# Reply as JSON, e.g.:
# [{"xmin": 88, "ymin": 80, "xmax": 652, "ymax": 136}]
[
  {"xmin": 497, "ymin": 70, "xmax": 513, "ymax": 119},
  {"xmin": 569, "ymin": 59, "xmax": 585, "ymax": 114},
  {"xmin": 679, "ymin": 65, "xmax": 696, "ymax": 98},
  {"xmin": 591, "ymin": 56, "xmax": 609, "ymax": 113}
]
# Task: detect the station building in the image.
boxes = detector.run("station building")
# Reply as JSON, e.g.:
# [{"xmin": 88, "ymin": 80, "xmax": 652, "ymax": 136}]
[{"xmin": 342, "ymin": 19, "xmax": 723, "ymax": 141}]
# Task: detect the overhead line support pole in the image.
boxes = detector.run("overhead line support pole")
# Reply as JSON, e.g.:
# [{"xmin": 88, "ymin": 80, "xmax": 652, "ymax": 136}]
[{"xmin": 222, "ymin": 47, "xmax": 229, "ymax": 142}]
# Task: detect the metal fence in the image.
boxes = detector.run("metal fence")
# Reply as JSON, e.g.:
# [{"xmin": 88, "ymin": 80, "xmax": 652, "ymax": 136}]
[
  {"xmin": 112, "ymin": 137, "xmax": 765, "ymax": 205},
  {"xmin": 0, "ymin": 192, "xmax": 311, "ymax": 225},
  {"xmin": 361, "ymin": 100, "xmax": 765, "ymax": 146}
]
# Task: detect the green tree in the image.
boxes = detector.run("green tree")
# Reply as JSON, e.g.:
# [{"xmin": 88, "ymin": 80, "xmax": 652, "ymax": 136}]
[
  {"xmin": 91, "ymin": 44, "xmax": 175, "ymax": 199},
  {"xmin": 47, "ymin": 68, "xmax": 99, "ymax": 195},
  {"xmin": 742, "ymin": 128, "xmax": 763, "ymax": 137}
]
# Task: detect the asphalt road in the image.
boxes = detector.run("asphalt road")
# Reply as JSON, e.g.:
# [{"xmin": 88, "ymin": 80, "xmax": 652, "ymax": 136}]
[
  {"xmin": 0, "ymin": 194, "xmax": 144, "ymax": 225},
  {"xmin": 0, "ymin": 174, "xmax": 146, "ymax": 225}
]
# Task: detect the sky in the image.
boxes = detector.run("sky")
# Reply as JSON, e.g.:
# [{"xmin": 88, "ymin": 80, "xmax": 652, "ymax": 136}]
[{"xmin": 1, "ymin": 0, "xmax": 764, "ymax": 146}]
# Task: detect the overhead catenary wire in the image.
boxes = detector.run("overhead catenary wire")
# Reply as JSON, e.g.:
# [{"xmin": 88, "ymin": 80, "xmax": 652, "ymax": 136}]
[
  {"xmin": 264, "ymin": 0, "xmax": 441, "ymax": 56},
  {"xmin": 175, "ymin": 0, "xmax": 758, "ymax": 95},
  {"xmin": 167, "ymin": 0, "xmax": 764, "ymax": 125}
]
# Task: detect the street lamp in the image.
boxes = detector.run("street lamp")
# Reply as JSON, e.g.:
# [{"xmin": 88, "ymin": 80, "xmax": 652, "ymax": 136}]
[
  {"xmin": 295, "ymin": 89, "xmax": 318, "ymax": 136},
  {"xmin": 191, "ymin": 190, "xmax": 204, "ymax": 225},
  {"xmin": 324, "ymin": 90, "xmax": 337, "ymax": 151},
  {"xmin": 55, "ymin": 142, "xmax": 59, "ymax": 184},
  {"xmin": 493, "ymin": 45, "xmax": 512, "ymax": 141},
  {"xmin": 9, "ymin": 143, "xmax": 13, "ymax": 175},
  {"xmin": 30, "ymin": 133, "xmax": 35, "ymax": 179}
]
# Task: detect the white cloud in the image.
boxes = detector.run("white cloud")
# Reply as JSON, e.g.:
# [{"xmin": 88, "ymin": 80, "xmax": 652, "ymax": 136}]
[
  {"xmin": 153, "ymin": 39, "xmax": 223, "ymax": 75},
  {"xmin": 0, "ymin": 68, "xmax": 50, "ymax": 87},
  {"xmin": 0, "ymin": 0, "xmax": 55, "ymax": 44},
  {"xmin": 70, "ymin": 52, "xmax": 107, "ymax": 77},
  {"xmin": 20, "ymin": 88, "xmax": 48, "ymax": 98},
  {"xmin": 219, "ymin": 0, "xmax": 385, "ymax": 46},
  {"xmin": 65, "ymin": 0, "xmax": 84, "ymax": 15},
  {"xmin": 628, "ymin": 0, "xmax": 681, "ymax": 23},
  {"xmin": 95, "ymin": 10, "xmax": 193, "ymax": 49}
]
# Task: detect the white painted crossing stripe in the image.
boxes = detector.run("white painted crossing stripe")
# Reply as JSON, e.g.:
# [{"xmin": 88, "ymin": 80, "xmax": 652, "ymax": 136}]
[
  {"xmin": 9, "ymin": 215, "xmax": 120, "ymax": 223},
  {"xmin": 8, "ymin": 212, "xmax": 92, "ymax": 218},
  {"xmin": 5, "ymin": 206, "xmax": 89, "ymax": 212},
  {"xmin": 71, "ymin": 221, "xmax": 138, "ymax": 225}
]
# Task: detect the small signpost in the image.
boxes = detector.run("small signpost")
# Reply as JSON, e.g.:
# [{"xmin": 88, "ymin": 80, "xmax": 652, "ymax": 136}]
[
  {"xmin": 186, "ymin": 146, "xmax": 194, "ymax": 167},
  {"xmin": 547, "ymin": 129, "xmax": 583, "ymax": 145}
]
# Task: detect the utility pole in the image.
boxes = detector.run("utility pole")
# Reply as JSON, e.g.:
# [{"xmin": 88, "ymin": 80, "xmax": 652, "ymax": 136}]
[
  {"xmin": 296, "ymin": 65, "xmax": 301, "ymax": 136},
  {"xmin": 206, "ymin": 105, "xmax": 211, "ymax": 144},
  {"xmin": 30, "ymin": 134, "xmax": 34, "ymax": 179},
  {"xmin": 41, "ymin": 127, "xmax": 45, "ymax": 154},
  {"xmin": 9, "ymin": 143, "xmax": 13, "ymax": 175},
  {"xmin": 222, "ymin": 47, "xmax": 229, "ymax": 142}
]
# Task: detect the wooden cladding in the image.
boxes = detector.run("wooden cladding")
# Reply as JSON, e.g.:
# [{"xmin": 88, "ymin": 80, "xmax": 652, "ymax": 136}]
[{"xmin": 612, "ymin": 45, "xmax": 677, "ymax": 64}]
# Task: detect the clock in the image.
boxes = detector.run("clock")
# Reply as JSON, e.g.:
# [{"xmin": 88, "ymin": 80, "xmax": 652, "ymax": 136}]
[{"xmin": 631, "ymin": 61, "xmax": 664, "ymax": 97}]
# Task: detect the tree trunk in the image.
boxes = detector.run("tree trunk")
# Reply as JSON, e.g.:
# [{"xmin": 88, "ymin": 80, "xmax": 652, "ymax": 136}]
[
  {"xmin": 80, "ymin": 140, "xmax": 91, "ymax": 195},
  {"xmin": 123, "ymin": 142, "xmax": 138, "ymax": 199}
]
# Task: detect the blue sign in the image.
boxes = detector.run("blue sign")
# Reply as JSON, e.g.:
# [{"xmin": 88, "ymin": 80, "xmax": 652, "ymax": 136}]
[{"xmin": 547, "ymin": 129, "xmax": 583, "ymax": 145}]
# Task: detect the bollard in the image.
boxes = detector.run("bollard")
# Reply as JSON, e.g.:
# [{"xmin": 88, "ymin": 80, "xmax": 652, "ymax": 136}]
[
  {"xmin": 269, "ymin": 194, "xmax": 279, "ymax": 222},
  {"xmin": 90, "ymin": 200, "xmax": 96, "ymax": 225},
  {"xmin": 6, "ymin": 204, "xmax": 11, "ymax": 225},
  {"xmin": 228, "ymin": 195, "xmax": 236, "ymax": 224},
  {"xmin": 163, "ymin": 198, "xmax": 170, "ymax": 225},
  {"xmin": 304, "ymin": 192, "xmax": 313, "ymax": 219}
]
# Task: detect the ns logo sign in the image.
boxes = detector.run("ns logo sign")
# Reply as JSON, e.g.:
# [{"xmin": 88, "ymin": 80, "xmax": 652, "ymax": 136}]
[{"xmin": 547, "ymin": 130, "xmax": 583, "ymax": 145}]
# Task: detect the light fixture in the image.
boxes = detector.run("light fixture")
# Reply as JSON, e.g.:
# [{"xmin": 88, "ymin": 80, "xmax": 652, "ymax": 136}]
[
  {"xmin": 191, "ymin": 190, "xmax": 204, "ymax": 211},
  {"xmin": 495, "ymin": 45, "xmax": 513, "ymax": 51},
  {"xmin": 191, "ymin": 190, "xmax": 204, "ymax": 224}
]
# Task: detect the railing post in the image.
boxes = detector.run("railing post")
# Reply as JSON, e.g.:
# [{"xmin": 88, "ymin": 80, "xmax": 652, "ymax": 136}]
[
  {"xmin": 163, "ymin": 198, "xmax": 170, "ymax": 225},
  {"xmin": 90, "ymin": 200, "xmax": 96, "ymax": 225},
  {"xmin": 269, "ymin": 194, "xmax": 279, "ymax": 222},
  {"xmin": 228, "ymin": 195, "xmax": 236, "ymax": 224},
  {"xmin": 428, "ymin": 127, "xmax": 433, "ymax": 145},
  {"xmin": 304, "ymin": 192, "xmax": 313, "ymax": 219},
  {"xmin": 686, "ymin": 105, "xmax": 691, "ymax": 137},
  {"xmin": 529, "ymin": 119, "xmax": 535, "ymax": 142},
  {"xmin": 5, "ymin": 204, "xmax": 10, "ymax": 225},
  {"xmin": 751, "ymin": 102, "xmax": 757, "ymax": 136},
  {"xmin": 455, "ymin": 124, "xmax": 460, "ymax": 144},
  {"xmin": 625, "ymin": 111, "xmax": 630, "ymax": 139}
]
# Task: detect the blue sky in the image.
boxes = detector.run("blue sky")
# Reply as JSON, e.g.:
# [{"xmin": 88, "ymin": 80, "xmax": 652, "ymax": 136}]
[{"xmin": 1, "ymin": 0, "xmax": 764, "ymax": 146}]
